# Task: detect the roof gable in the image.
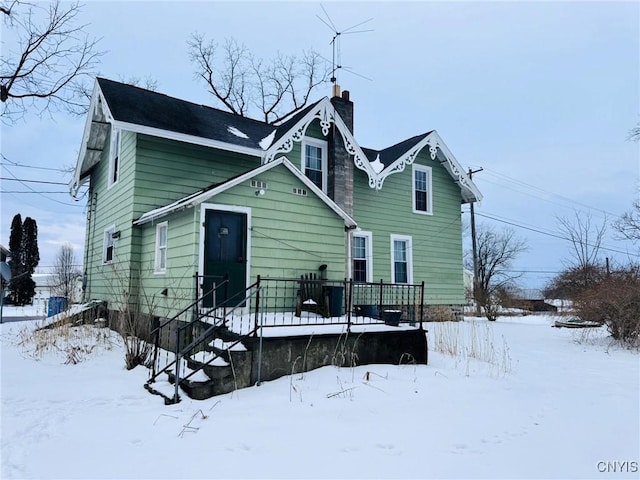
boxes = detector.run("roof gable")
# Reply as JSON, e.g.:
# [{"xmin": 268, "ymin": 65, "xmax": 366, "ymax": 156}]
[
  {"xmin": 71, "ymin": 78, "xmax": 482, "ymax": 203},
  {"xmin": 97, "ymin": 78, "xmax": 275, "ymax": 151},
  {"xmin": 133, "ymin": 157, "xmax": 356, "ymax": 227}
]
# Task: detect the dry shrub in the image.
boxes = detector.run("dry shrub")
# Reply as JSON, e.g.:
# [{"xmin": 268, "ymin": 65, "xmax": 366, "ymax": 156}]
[
  {"xmin": 115, "ymin": 308, "xmax": 153, "ymax": 370},
  {"xmin": 14, "ymin": 322, "xmax": 115, "ymax": 363},
  {"xmin": 574, "ymin": 268, "xmax": 640, "ymax": 347},
  {"xmin": 428, "ymin": 305, "xmax": 458, "ymax": 322}
]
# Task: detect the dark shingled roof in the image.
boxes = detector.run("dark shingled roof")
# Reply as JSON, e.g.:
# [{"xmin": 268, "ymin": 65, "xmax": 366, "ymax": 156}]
[
  {"xmin": 97, "ymin": 77, "xmax": 276, "ymax": 151},
  {"xmin": 361, "ymin": 132, "xmax": 434, "ymax": 168}
]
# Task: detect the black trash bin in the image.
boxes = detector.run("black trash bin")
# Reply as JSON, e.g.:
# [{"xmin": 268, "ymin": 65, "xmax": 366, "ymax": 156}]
[{"xmin": 325, "ymin": 285, "xmax": 344, "ymax": 317}]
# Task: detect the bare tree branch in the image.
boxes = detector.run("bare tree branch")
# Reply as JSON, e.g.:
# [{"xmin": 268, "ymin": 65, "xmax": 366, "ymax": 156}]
[
  {"xmin": 467, "ymin": 224, "xmax": 527, "ymax": 320},
  {"xmin": 614, "ymin": 197, "xmax": 640, "ymax": 244},
  {"xmin": 51, "ymin": 243, "xmax": 81, "ymax": 302},
  {"xmin": 1, "ymin": 0, "xmax": 103, "ymax": 122},
  {"xmin": 556, "ymin": 210, "xmax": 607, "ymax": 270},
  {"xmin": 188, "ymin": 34, "xmax": 329, "ymax": 124}
]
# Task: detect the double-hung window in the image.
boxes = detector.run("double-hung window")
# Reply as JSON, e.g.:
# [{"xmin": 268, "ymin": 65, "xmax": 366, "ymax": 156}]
[
  {"xmin": 302, "ymin": 137, "xmax": 327, "ymax": 192},
  {"xmin": 352, "ymin": 231, "xmax": 372, "ymax": 283},
  {"xmin": 391, "ymin": 235, "xmax": 413, "ymax": 284},
  {"xmin": 412, "ymin": 165, "xmax": 432, "ymax": 214},
  {"xmin": 155, "ymin": 222, "xmax": 168, "ymax": 273},
  {"xmin": 103, "ymin": 226, "xmax": 115, "ymax": 264}
]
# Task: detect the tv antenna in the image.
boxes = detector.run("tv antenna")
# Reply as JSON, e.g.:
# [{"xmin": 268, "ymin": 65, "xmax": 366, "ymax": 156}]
[{"xmin": 316, "ymin": 4, "xmax": 374, "ymax": 85}]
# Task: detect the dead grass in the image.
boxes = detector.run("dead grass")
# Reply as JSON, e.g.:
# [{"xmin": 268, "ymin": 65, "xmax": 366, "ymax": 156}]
[{"xmin": 12, "ymin": 322, "xmax": 117, "ymax": 364}]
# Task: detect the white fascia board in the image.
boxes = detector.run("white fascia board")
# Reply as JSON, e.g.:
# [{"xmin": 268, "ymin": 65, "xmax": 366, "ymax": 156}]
[
  {"xmin": 134, "ymin": 156, "xmax": 357, "ymax": 228},
  {"xmin": 277, "ymin": 157, "xmax": 357, "ymax": 228},
  {"xmin": 377, "ymin": 131, "xmax": 482, "ymax": 203},
  {"xmin": 134, "ymin": 158, "xmax": 291, "ymax": 225},
  {"xmin": 427, "ymin": 131, "xmax": 483, "ymax": 203},
  {"xmin": 114, "ymin": 121, "xmax": 264, "ymax": 158},
  {"xmin": 70, "ymin": 81, "xmax": 111, "ymax": 196},
  {"xmin": 263, "ymin": 97, "xmax": 378, "ymax": 188}
]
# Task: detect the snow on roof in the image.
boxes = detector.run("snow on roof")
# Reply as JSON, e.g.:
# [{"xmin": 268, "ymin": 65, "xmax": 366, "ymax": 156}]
[
  {"xmin": 227, "ymin": 126, "xmax": 249, "ymax": 139},
  {"xmin": 259, "ymin": 129, "xmax": 276, "ymax": 150}
]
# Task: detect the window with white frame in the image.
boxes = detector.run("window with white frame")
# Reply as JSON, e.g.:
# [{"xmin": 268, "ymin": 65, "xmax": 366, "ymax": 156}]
[
  {"xmin": 103, "ymin": 225, "xmax": 115, "ymax": 264},
  {"xmin": 391, "ymin": 235, "xmax": 413, "ymax": 284},
  {"xmin": 301, "ymin": 137, "xmax": 327, "ymax": 192},
  {"xmin": 154, "ymin": 222, "xmax": 168, "ymax": 273},
  {"xmin": 352, "ymin": 231, "xmax": 373, "ymax": 283},
  {"xmin": 108, "ymin": 127, "xmax": 121, "ymax": 188},
  {"xmin": 412, "ymin": 165, "xmax": 432, "ymax": 214}
]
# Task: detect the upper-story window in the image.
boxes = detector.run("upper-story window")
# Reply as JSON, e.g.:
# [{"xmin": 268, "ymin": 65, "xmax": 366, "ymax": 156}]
[
  {"xmin": 391, "ymin": 234, "xmax": 413, "ymax": 284},
  {"xmin": 412, "ymin": 165, "xmax": 432, "ymax": 215},
  {"xmin": 154, "ymin": 222, "xmax": 168, "ymax": 274},
  {"xmin": 352, "ymin": 231, "xmax": 373, "ymax": 283},
  {"xmin": 302, "ymin": 137, "xmax": 327, "ymax": 192},
  {"xmin": 108, "ymin": 127, "xmax": 121, "ymax": 188},
  {"xmin": 103, "ymin": 225, "xmax": 115, "ymax": 264}
]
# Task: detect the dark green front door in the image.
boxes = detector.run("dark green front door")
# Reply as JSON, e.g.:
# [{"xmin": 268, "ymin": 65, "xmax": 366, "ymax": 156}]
[{"xmin": 203, "ymin": 210, "xmax": 247, "ymax": 308}]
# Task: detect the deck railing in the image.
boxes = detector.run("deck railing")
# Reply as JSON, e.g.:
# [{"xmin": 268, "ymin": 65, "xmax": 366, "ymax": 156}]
[{"xmin": 145, "ymin": 275, "xmax": 424, "ymax": 403}]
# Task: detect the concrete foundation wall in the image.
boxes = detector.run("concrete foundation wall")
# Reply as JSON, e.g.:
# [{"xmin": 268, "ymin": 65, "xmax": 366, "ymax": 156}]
[{"xmin": 244, "ymin": 329, "xmax": 428, "ymax": 385}]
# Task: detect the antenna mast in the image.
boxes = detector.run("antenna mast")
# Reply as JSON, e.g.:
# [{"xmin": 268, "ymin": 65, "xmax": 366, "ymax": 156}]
[{"xmin": 316, "ymin": 5, "xmax": 373, "ymax": 89}]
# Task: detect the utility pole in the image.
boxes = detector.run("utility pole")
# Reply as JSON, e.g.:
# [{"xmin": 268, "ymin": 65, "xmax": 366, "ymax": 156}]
[{"xmin": 468, "ymin": 168, "xmax": 483, "ymax": 317}]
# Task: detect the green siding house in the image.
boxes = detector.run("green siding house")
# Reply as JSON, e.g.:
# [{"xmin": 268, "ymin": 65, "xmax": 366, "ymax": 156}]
[{"xmin": 71, "ymin": 78, "xmax": 481, "ymax": 321}]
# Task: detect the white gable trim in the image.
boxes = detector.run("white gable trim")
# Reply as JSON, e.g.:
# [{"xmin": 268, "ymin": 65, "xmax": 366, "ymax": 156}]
[
  {"xmin": 112, "ymin": 120, "xmax": 264, "ymax": 158},
  {"xmin": 134, "ymin": 157, "xmax": 357, "ymax": 228},
  {"xmin": 262, "ymin": 98, "xmax": 481, "ymax": 201},
  {"xmin": 263, "ymin": 98, "xmax": 379, "ymax": 188},
  {"xmin": 377, "ymin": 131, "xmax": 482, "ymax": 203},
  {"xmin": 70, "ymin": 82, "xmax": 111, "ymax": 196}
]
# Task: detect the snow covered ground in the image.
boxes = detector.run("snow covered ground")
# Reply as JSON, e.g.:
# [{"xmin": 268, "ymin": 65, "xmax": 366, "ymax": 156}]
[{"xmin": 1, "ymin": 308, "xmax": 638, "ymax": 479}]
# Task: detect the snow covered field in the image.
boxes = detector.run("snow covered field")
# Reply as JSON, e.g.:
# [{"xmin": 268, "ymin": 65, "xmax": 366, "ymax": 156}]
[{"xmin": 1, "ymin": 308, "xmax": 638, "ymax": 479}]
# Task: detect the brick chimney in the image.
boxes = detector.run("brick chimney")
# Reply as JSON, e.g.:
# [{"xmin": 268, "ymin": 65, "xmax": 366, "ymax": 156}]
[{"xmin": 328, "ymin": 88, "xmax": 354, "ymax": 216}]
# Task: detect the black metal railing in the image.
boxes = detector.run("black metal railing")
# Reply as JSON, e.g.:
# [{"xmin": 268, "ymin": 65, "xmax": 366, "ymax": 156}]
[{"xmin": 145, "ymin": 275, "xmax": 424, "ymax": 403}]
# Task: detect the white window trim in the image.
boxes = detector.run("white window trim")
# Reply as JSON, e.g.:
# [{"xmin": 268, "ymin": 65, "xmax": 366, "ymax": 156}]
[
  {"xmin": 103, "ymin": 225, "xmax": 116, "ymax": 264},
  {"xmin": 412, "ymin": 164, "xmax": 433, "ymax": 215},
  {"xmin": 301, "ymin": 136, "xmax": 328, "ymax": 193},
  {"xmin": 108, "ymin": 127, "xmax": 121, "ymax": 188},
  {"xmin": 352, "ymin": 230, "xmax": 373, "ymax": 283},
  {"xmin": 390, "ymin": 234, "xmax": 413, "ymax": 284},
  {"xmin": 154, "ymin": 222, "xmax": 168, "ymax": 274}
]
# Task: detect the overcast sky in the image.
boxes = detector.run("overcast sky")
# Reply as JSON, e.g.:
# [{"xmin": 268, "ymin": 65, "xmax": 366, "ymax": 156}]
[{"xmin": 1, "ymin": 1, "xmax": 639, "ymax": 291}]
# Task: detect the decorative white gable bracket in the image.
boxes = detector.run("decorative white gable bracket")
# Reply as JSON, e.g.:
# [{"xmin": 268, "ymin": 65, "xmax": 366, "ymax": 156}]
[
  {"xmin": 256, "ymin": 99, "xmax": 481, "ymax": 201},
  {"xmin": 376, "ymin": 131, "xmax": 481, "ymax": 202},
  {"xmin": 263, "ymin": 98, "xmax": 380, "ymax": 189}
]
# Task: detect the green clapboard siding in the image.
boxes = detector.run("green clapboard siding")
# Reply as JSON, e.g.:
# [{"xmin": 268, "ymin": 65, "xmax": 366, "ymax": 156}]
[
  {"xmin": 353, "ymin": 149, "xmax": 465, "ymax": 305},
  {"xmin": 84, "ymin": 129, "xmax": 138, "ymax": 309},
  {"xmin": 133, "ymin": 160, "xmax": 347, "ymax": 318},
  {"xmin": 132, "ymin": 135, "xmax": 261, "ymax": 217}
]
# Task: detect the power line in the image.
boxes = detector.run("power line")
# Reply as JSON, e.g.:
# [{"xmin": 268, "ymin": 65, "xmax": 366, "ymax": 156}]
[
  {"xmin": 478, "ymin": 167, "xmax": 618, "ymax": 218},
  {"xmin": 1, "ymin": 177, "xmax": 69, "ymax": 185},
  {"xmin": 475, "ymin": 211, "xmax": 639, "ymax": 258},
  {"xmin": 1, "ymin": 155, "xmax": 70, "ymax": 173},
  {"xmin": 1, "ymin": 166, "xmax": 82, "ymax": 207},
  {"xmin": 1, "ymin": 191, "xmax": 72, "ymax": 194}
]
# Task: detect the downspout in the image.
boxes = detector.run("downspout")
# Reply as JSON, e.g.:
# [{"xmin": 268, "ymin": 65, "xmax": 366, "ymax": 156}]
[{"xmin": 345, "ymin": 224, "xmax": 357, "ymax": 280}]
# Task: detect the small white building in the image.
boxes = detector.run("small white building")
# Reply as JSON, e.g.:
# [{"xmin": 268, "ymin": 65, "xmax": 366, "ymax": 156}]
[{"xmin": 32, "ymin": 273, "xmax": 82, "ymax": 314}]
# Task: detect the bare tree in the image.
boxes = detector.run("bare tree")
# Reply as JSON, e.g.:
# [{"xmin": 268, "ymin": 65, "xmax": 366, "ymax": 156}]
[
  {"xmin": 556, "ymin": 210, "xmax": 607, "ymax": 284},
  {"xmin": 73, "ymin": 74, "xmax": 158, "ymax": 115},
  {"xmin": 469, "ymin": 225, "xmax": 527, "ymax": 320},
  {"xmin": 52, "ymin": 243, "xmax": 81, "ymax": 303},
  {"xmin": 1, "ymin": 0, "xmax": 102, "ymax": 122},
  {"xmin": 615, "ymin": 197, "xmax": 640, "ymax": 244},
  {"xmin": 188, "ymin": 34, "xmax": 329, "ymax": 124},
  {"xmin": 628, "ymin": 123, "xmax": 640, "ymax": 142}
]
